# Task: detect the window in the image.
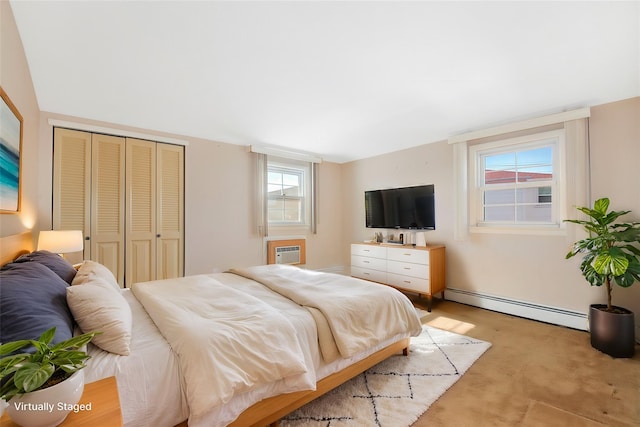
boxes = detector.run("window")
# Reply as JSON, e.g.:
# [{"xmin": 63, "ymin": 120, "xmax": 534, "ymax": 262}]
[
  {"xmin": 252, "ymin": 145, "xmax": 321, "ymax": 236},
  {"xmin": 469, "ymin": 130, "xmax": 564, "ymax": 231},
  {"xmin": 450, "ymin": 108, "xmax": 589, "ymax": 239},
  {"xmin": 267, "ymin": 158, "xmax": 311, "ymax": 226}
]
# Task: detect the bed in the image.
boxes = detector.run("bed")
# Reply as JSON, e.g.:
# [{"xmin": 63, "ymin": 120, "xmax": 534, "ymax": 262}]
[{"xmin": 0, "ymin": 232, "xmax": 422, "ymax": 427}]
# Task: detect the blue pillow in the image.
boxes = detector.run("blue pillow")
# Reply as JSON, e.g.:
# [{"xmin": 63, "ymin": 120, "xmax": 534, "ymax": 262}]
[
  {"xmin": 0, "ymin": 262, "xmax": 74, "ymax": 345},
  {"xmin": 12, "ymin": 250, "xmax": 77, "ymax": 284}
]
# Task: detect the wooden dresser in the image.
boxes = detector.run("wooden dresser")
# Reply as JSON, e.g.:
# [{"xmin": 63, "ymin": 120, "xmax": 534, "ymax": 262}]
[{"xmin": 351, "ymin": 243, "xmax": 446, "ymax": 311}]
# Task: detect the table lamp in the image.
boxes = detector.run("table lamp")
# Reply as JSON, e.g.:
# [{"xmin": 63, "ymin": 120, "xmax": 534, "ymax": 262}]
[{"xmin": 37, "ymin": 230, "xmax": 84, "ymax": 257}]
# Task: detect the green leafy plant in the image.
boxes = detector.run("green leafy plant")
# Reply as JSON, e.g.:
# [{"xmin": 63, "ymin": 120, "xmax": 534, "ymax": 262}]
[
  {"xmin": 565, "ymin": 197, "xmax": 640, "ymax": 311},
  {"xmin": 0, "ymin": 327, "xmax": 99, "ymax": 401}
]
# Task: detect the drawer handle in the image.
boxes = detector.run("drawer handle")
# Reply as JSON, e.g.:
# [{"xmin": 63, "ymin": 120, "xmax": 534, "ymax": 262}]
[
  {"xmin": 363, "ymin": 260, "xmax": 370, "ymax": 264},
  {"xmin": 363, "ymin": 249, "xmax": 370, "ymax": 252},
  {"xmin": 403, "ymin": 267, "xmax": 411, "ymax": 270},
  {"xmin": 403, "ymin": 253, "xmax": 412, "ymax": 256},
  {"xmin": 403, "ymin": 280, "xmax": 412, "ymax": 284},
  {"xmin": 364, "ymin": 272, "xmax": 370, "ymax": 276}
]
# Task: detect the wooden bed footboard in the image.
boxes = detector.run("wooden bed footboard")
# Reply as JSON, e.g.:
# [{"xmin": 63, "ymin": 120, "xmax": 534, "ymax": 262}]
[{"xmin": 227, "ymin": 337, "xmax": 410, "ymax": 427}]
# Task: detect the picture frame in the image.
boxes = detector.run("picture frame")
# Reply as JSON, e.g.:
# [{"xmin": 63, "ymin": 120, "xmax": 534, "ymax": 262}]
[{"xmin": 0, "ymin": 87, "xmax": 23, "ymax": 213}]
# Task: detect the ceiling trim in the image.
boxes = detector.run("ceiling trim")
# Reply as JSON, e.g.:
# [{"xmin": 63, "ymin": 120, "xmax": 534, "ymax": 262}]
[
  {"xmin": 250, "ymin": 145, "xmax": 323, "ymax": 164},
  {"xmin": 47, "ymin": 119, "xmax": 190, "ymax": 146},
  {"xmin": 448, "ymin": 107, "xmax": 591, "ymax": 144}
]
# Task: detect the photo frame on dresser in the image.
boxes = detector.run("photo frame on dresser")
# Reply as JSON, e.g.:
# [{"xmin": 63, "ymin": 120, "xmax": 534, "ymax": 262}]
[{"xmin": 0, "ymin": 87, "xmax": 23, "ymax": 213}]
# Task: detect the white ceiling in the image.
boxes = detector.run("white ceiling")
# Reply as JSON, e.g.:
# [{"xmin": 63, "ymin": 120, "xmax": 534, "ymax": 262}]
[{"xmin": 10, "ymin": 1, "xmax": 640, "ymax": 163}]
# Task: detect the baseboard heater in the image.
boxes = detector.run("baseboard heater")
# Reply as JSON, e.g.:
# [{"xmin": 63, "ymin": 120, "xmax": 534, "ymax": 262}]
[{"xmin": 445, "ymin": 288, "xmax": 589, "ymax": 331}]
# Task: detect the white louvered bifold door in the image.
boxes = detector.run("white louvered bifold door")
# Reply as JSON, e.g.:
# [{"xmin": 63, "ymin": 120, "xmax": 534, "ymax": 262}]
[
  {"xmin": 126, "ymin": 138, "xmax": 157, "ymax": 287},
  {"xmin": 156, "ymin": 143, "xmax": 184, "ymax": 280},
  {"xmin": 53, "ymin": 129, "xmax": 92, "ymax": 260},
  {"xmin": 90, "ymin": 134, "xmax": 125, "ymax": 286}
]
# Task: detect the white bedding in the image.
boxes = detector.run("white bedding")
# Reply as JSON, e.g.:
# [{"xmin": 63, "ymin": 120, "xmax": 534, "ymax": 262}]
[
  {"xmin": 84, "ymin": 290, "xmax": 188, "ymax": 427},
  {"xmin": 131, "ymin": 274, "xmax": 315, "ymax": 427},
  {"xmin": 83, "ymin": 269, "xmax": 420, "ymax": 427},
  {"xmin": 231, "ymin": 264, "xmax": 423, "ymax": 360}
]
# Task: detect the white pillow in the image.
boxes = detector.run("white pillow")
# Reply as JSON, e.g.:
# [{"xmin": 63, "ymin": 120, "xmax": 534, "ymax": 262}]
[
  {"xmin": 72, "ymin": 260, "xmax": 120, "ymax": 291},
  {"xmin": 66, "ymin": 277, "xmax": 132, "ymax": 355}
]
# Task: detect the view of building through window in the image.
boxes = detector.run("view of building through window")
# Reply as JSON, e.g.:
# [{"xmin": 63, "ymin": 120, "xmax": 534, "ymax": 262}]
[
  {"xmin": 481, "ymin": 145, "xmax": 554, "ymax": 223},
  {"xmin": 267, "ymin": 166, "xmax": 304, "ymax": 223}
]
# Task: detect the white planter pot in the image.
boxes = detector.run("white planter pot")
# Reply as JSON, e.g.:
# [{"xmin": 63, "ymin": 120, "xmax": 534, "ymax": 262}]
[{"xmin": 6, "ymin": 369, "xmax": 85, "ymax": 427}]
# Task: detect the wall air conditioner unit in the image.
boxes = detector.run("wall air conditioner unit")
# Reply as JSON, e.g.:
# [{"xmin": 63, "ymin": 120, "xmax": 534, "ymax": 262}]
[
  {"xmin": 267, "ymin": 239, "xmax": 306, "ymax": 265},
  {"xmin": 275, "ymin": 245, "xmax": 301, "ymax": 264}
]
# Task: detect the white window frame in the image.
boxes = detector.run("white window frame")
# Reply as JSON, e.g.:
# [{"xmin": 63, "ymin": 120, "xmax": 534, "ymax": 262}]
[
  {"xmin": 468, "ymin": 129, "xmax": 566, "ymax": 235},
  {"xmin": 267, "ymin": 157, "xmax": 311, "ymax": 227}
]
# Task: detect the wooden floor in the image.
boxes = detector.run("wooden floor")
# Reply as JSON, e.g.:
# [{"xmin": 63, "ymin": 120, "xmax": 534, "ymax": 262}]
[{"xmin": 409, "ymin": 297, "xmax": 640, "ymax": 427}]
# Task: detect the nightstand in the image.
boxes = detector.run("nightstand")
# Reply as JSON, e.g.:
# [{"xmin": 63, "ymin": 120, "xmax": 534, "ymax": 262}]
[{"xmin": 1, "ymin": 376, "xmax": 122, "ymax": 427}]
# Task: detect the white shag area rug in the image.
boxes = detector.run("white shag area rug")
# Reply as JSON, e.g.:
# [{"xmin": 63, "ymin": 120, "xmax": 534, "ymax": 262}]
[{"xmin": 281, "ymin": 326, "xmax": 491, "ymax": 427}]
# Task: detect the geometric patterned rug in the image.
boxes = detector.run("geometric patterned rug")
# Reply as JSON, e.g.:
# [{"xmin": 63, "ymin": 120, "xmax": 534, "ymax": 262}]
[{"xmin": 281, "ymin": 326, "xmax": 491, "ymax": 426}]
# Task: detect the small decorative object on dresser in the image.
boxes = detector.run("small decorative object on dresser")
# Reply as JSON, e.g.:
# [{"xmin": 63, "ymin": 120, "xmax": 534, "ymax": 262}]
[{"xmin": 351, "ymin": 243, "xmax": 446, "ymax": 311}]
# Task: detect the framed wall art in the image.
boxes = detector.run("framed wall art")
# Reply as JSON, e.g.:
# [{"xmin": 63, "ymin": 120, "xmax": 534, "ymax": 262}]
[{"xmin": 0, "ymin": 87, "xmax": 23, "ymax": 213}]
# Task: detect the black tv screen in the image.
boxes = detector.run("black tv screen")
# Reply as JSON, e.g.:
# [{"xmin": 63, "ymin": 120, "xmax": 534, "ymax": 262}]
[{"xmin": 365, "ymin": 184, "xmax": 435, "ymax": 230}]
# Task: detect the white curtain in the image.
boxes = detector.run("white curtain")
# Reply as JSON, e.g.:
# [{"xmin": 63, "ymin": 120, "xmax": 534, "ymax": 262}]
[{"xmin": 255, "ymin": 152, "xmax": 268, "ymax": 237}]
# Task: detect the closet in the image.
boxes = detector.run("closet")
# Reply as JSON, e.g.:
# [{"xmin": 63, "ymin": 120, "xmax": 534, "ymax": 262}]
[{"xmin": 53, "ymin": 128, "xmax": 184, "ymax": 287}]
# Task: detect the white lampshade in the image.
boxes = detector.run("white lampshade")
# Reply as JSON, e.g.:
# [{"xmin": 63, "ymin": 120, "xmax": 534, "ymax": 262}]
[{"xmin": 37, "ymin": 230, "xmax": 84, "ymax": 254}]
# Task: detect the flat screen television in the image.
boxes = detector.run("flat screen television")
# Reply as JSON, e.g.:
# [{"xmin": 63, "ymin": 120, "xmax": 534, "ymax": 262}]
[{"xmin": 365, "ymin": 184, "xmax": 435, "ymax": 230}]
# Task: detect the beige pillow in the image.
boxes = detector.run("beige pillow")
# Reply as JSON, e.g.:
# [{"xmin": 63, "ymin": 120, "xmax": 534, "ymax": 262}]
[
  {"xmin": 72, "ymin": 260, "xmax": 120, "ymax": 291},
  {"xmin": 66, "ymin": 277, "xmax": 132, "ymax": 355}
]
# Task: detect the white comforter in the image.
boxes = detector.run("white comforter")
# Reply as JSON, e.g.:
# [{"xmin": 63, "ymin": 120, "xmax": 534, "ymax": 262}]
[
  {"xmin": 230, "ymin": 265, "xmax": 423, "ymax": 361},
  {"xmin": 131, "ymin": 274, "xmax": 315, "ymax": 426}
]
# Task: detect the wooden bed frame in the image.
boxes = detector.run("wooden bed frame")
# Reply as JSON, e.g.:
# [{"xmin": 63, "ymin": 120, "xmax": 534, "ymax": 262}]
[
  {"xmin": 227, "ymin": 338, "xmax": 409, "ymax": 427},
  {"xmin": 0, "ymin": 232, "xmax": 410, "ymax": 427},
  {"xmin": 0, "ymin": 231, "xmax": 33, "ymax": 266}
]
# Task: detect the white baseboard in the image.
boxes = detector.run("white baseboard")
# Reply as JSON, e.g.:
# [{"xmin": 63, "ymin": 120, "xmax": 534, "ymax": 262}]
[{"xmin": 445, "ymin": 288, "xmax": 589, "ymax": 331}]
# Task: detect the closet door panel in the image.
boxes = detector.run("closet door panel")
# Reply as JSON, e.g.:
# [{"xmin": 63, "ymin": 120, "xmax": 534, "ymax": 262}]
[
  {"xmin": 156, "ymin": 143, "xmax": 184, "ymax": 280},
  {"xmin": 53, "ymin": 128, "xmax": 91, "ymax": 260},
  {"xmin": 91, "ymin": 134, "xmax": 125, "ymax": 287},
  {"xmin": 125, "ymin": 138, "xmax": 157, "ymax": 286},
  {"xmin": 158, "ymin": 238, "xmax": 181, "ymax": 279}
]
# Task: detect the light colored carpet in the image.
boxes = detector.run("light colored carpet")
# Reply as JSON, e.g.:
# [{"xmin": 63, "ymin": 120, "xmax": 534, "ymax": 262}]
[{"xmin": 281, "ymin": 326, "xmax": 491, "ymax": 426}]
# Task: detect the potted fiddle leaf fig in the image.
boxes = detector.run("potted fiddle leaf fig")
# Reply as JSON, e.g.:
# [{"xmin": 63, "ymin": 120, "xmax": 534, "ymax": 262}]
[
  {"xmin": 0, "ymin": 327, "xmax": 98, "ymax": 427},
  {"xmin": 565, "ymin": 197, "xmax": 640, "ymax": 358}
]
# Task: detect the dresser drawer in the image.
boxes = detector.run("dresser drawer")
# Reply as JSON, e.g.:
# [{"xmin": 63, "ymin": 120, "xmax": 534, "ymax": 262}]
[
  {"xmin": 387, "ymin": 272, "xmax": 430, "ymax": 294},
  {"xmin": 351, "ymin": 254, "xmax": 386, "ymax": 271},
  {"xmin": 351, "ymin": 266, "xmax": 387, "ymax": 284},
  {"xmin": 387, "ymin": 260, "xmax": 429, "ymax": 279},
  {"xmin": 386, "ymin": 247, "xmax": 430, "ymax": 265},
  {"xmin": 351, "ymin": 244, "xmax": 387, "ymax": 259}
]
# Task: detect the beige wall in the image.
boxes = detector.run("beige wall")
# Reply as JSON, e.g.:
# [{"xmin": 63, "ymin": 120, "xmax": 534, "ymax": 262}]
[
  {"xmin": 2, "ymin": 0, "xmax": 346, "ymax": 273},
  {"xmin": 34, "ymin": 112, "xmax": 346, "ymax": 275},
  {"xmin": 182, "ymin": 136, "xmax": 345, "ymax": 273},
  {"xmin": 589, "ymin": 97, "xmax": 640, "ymax": 329},
  {"xmin": 341, "ymin": 97, "xmax": 640, "ymax": 335},
  {"xmin": 2, "ymin": 3, "xmax": 348, "ymax": 273},
  {"xmin": 0, "ymin": 2, "xmax": 41, "ymax": 239}
]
